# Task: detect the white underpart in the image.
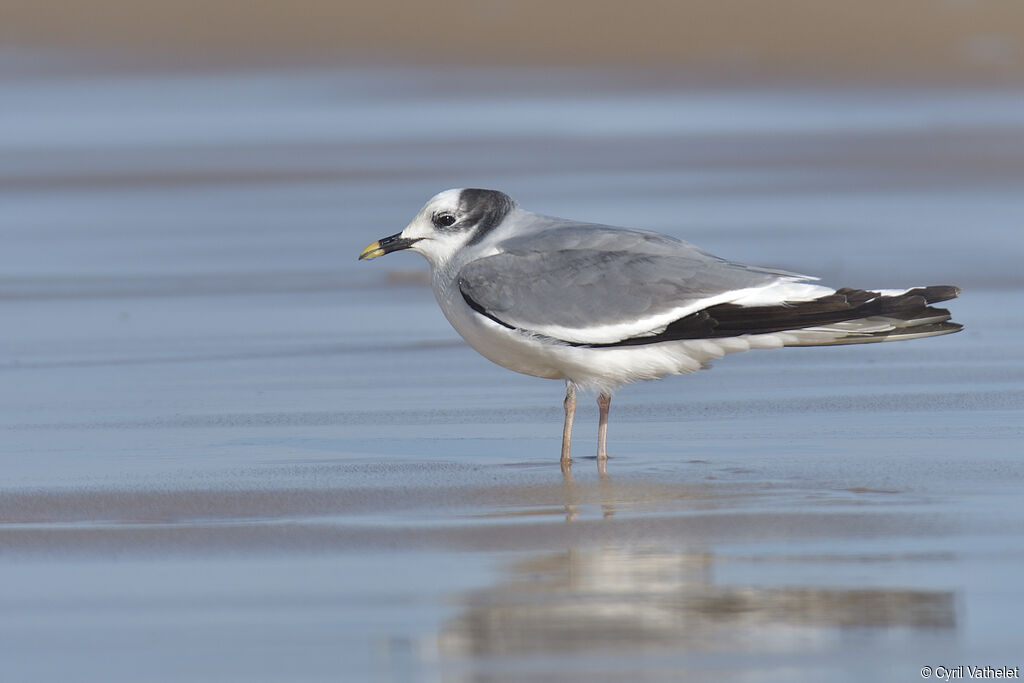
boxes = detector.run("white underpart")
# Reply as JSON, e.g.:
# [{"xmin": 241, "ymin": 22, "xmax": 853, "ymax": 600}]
[
  {"xmin": 456, "ymin": 321, "xmax": 799, "ymax": 396},
  {"xmin": 439, "ymin": 295, "xmax": 809, "ymax": 396}
]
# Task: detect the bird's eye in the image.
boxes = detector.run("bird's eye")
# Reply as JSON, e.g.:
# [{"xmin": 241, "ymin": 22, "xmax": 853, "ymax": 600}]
[{"xmin": 434, "ymin": 213, "xmax": 457, "ymax": 228}]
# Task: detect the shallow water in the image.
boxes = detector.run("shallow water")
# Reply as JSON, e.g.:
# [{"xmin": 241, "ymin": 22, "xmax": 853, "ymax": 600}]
[{"xmin": 2, "ymin": 61, "xmax": 1023, "ymax": 681}]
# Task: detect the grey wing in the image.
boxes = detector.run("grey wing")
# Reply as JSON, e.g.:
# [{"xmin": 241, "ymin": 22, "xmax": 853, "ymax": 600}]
[{"xmin": 457, "ymin": 225, "xmax": 808, "ymax": 344}]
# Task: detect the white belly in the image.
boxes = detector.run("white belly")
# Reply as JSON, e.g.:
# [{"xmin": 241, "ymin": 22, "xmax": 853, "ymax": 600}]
[{"xmin": 436, "ymin": 290, "xmax": 784, "ymax": 395}]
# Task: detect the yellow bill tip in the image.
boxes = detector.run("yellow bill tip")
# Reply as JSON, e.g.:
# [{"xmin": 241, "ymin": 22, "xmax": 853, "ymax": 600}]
[{"xmin": 359, "ymin": 241, "xmax": 384, "ymax": 260}]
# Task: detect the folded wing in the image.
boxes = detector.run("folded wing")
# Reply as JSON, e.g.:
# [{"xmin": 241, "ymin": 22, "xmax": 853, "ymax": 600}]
[{"xmin": 457, "ymin": 225, "xmax": 816, "ymax": 345}]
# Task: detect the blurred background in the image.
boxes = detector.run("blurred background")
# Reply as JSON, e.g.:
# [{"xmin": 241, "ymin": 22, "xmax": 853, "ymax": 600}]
[
  {"xmin": 3, "ymin": 2, "xmax": 1024, "ymax": 682},
  {"xmin": 4, "ymin": 0, "xmax": 1024, "ymax": 80},
  {"xmin": 4, "ymin": 0, "xmax": 1023, "ymax": 288}
]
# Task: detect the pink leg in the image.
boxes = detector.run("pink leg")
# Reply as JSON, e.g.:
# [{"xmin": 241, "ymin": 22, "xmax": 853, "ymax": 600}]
[
  {"xmin": 561, "ymin": 381, "xmax": 577, "ymax": 465},
  {"xmin": 597, "ymin": 393, "xmax": 611, "ymax": 460}
]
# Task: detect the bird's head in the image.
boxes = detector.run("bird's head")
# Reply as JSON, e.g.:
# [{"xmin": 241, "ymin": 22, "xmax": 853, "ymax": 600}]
[{"xmin": 359, "ymin": 188, "xmax": 515, "ymax": 268}]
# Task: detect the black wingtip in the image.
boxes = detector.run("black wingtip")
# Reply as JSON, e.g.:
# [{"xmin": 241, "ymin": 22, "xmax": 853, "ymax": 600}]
[{"xmin": 909, "ymin": 285, "xmax": 961, "ymax": 304}]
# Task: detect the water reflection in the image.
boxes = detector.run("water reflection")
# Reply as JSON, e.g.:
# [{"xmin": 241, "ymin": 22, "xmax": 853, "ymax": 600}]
[
  {"xmin": 559, "ymin": 459, "xmax": 615, "ymax": 521},
  {"xmin": 439, "ymin": 545, "xmax": 955, "ymax": 659},
  {"xmin": 441, "ymin": 471, "xmax": 956, "ymax": 664}
]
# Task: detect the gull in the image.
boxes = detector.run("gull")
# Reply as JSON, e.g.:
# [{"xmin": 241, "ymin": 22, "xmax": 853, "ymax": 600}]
[{"xmin": 359, "ymin": 188, "xmax": 962, "ymax": 467}]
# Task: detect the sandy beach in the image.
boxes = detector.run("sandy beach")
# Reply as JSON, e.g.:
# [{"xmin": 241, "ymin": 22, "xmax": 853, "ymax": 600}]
[
  {"xmin": 2, "ymin": 30, "xmax": 1023, "ymax": 683},
  {"xmin": 3, "ymin": 0, "xmax": 1024, "ymax": 84}
]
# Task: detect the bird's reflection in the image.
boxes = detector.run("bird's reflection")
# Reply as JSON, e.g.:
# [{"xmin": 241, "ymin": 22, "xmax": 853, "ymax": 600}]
[
  {"xmin": 441, "ymin": 467, "xmax": 957, "ymax": 661},
  {"xmin": 560, "ymin": 458, "xmax": 615, "ymax": 521},
  {"xmin": 438, "ymin": 545, "xmax": 956, "ymax": 658}
]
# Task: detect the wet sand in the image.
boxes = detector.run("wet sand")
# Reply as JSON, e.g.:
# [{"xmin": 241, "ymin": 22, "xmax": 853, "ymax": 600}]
[{"xmin": 2, "ymin": 63, "xmax": 1024, "ymax": 680}]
